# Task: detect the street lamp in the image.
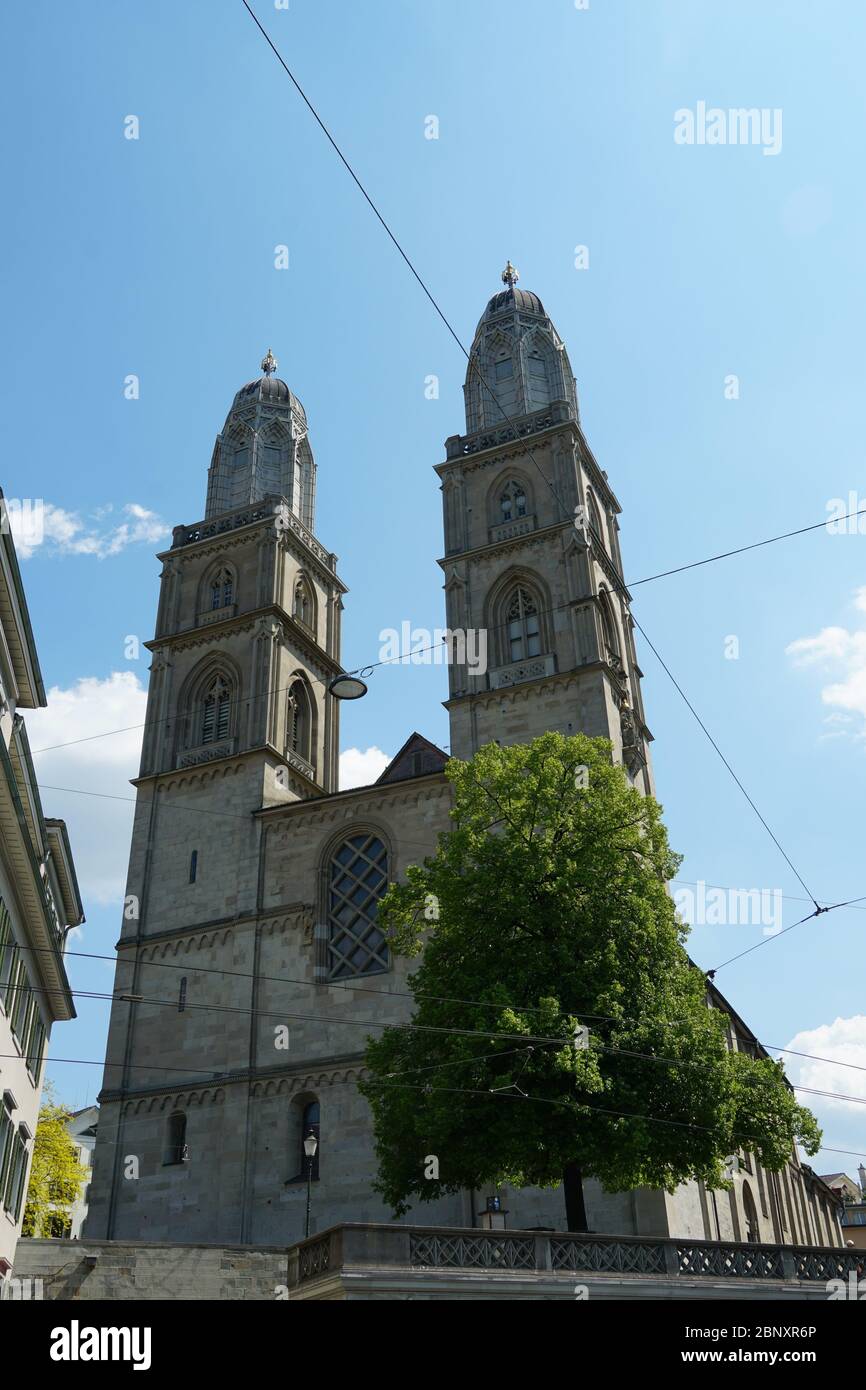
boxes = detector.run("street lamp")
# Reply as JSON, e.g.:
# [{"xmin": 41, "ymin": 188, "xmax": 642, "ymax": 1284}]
[
  {"xmin": 303, "ymin": 1130, "xmax": 319, "ymax": 1238},
  {"xmin": 327, "ymin": 673, "xmax": 368, "ymax": 700}
]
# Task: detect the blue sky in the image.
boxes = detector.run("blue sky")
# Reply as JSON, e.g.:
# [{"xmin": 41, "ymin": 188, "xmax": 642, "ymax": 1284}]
[{"xmin": 2, "ymin": 1, "xmax": 864, "ymax": 1174}]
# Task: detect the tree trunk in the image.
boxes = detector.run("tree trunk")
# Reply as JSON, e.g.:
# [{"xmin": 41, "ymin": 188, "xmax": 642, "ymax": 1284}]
[{"xmin": 563, "ymin": 1161, "xmax": 589, "ymax": 1233}]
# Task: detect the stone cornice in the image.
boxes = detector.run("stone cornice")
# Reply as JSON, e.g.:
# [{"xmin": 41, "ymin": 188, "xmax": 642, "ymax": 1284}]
[
  {"xmin": 145, "ymin": 604, "xmax": 341, "ymax": 676},
  {"xmin": 99, "ymin": 1053, "xmax": 368, "ymax": 1109},
  {"xmin": 445, "ymin": 660, "xmax": 653, "ymax": 740},
  {"xmin": 256, "ymin": 770, "xmax": 450, "ymax": 828}
]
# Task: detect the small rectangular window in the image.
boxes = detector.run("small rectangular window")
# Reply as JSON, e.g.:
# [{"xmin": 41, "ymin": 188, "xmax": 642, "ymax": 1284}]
[
  {"xmin": 189, "ymin": 851, "xmax": 197, "ymax": 884},
  {"xmin": 178, "ymin": 977, "xmax": 187, "ymax": 1013}
]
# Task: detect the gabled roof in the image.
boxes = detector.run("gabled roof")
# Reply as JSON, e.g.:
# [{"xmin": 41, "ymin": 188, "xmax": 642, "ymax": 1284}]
[{"xmin": 374, "ymin": 732, "xmax": 449, "ymax": 786}]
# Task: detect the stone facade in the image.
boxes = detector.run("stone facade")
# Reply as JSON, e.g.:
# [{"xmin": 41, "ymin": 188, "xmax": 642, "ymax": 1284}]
[{"xmin": 85, "ymin": 282, "xmax": 840, "ymax": 1255}]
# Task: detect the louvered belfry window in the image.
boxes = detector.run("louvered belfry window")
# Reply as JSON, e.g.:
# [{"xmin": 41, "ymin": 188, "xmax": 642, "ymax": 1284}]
[
  {"xmin": 201, "ymin": 674, "xmax": 231, "ymax": 745},
  {"xmin": 506, "ymin": 586, "xmax": 541, "ymax": 662},
  {"xmin": 327, "ymin": 834, "xmax": 389, "ymax": 979}
]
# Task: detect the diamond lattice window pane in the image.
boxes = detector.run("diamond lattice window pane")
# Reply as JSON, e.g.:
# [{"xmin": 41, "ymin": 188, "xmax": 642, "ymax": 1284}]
[{"xmin": 328, "ymin": 835, "xmax": 390, "ymax": 978}]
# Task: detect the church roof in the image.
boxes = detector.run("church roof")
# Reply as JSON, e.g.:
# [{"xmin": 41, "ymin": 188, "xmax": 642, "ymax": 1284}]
[
  {"xmin": 375, "ymin": 732, "xmax": 449, "ymax": 785},
  {"xmin": 231, "ymin": 375, "xmax": 307, "ymax": 422},
  {"xmin": 481, "ymin": 286, "xmax": 546, "ymax": 321}
]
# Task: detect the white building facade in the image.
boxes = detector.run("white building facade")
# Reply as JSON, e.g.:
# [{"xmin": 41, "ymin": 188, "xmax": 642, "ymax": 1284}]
[{"xmin": 0, "ymin": 491, "xmax": 83, "ymax": 1286}]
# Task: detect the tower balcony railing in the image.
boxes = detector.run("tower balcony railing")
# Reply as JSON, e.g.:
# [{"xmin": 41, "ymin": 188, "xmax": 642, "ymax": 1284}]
[
  {"xmin": 489, "ymin": 514, "xmax": 537, "ymax": 546},
  {"xmin": 445, "ymin": 401, "xmax": 574, "ymax": 460},
  {"xmin": 489, "ymin": 653, "xmax": 556, "ymax": 690},
  {"xmin": 176, "ymin": 737, "xmax": 237, "ymax": 770}
]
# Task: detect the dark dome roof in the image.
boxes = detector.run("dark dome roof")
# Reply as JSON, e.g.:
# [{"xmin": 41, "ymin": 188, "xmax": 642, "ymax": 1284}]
[
  {"xmin": 231, "ymin": 375, "xmax": 306, "ymax": 421},
  {"xmin": 482, "ymin": 287, "xmax": 546, "ymax": 320}
]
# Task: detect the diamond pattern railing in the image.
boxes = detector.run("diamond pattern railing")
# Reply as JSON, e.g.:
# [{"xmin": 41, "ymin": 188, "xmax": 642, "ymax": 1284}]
[
  {"xmin": 298, "ymin": 1235, "xmax": 332, "ymax": 1281},
  {"xmin": 293, "ymin": 1226, "xmax": 861, "ymax": 1288},
  {"xmin": 411, "ymin": 1234, "xmax": 535, "ymax": 1271},
  {"xmin": 550, "ymin": 1238, "xmax": 667, "ymax": 1276},
  {"xmin": 677, "ymin": 1242, "xmax": 785, "ymax": 1279}
]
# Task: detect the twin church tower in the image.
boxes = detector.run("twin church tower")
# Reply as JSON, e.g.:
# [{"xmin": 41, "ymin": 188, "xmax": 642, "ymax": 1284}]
[{"xmin": 85, "ymin": 269, "xmax": 659, "ymax": 1242}]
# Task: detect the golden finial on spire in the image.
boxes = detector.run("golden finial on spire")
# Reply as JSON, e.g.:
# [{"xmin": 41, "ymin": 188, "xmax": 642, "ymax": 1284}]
[
  {"xmin": 261, "ymin": 348, "xmax": 277, "ymax": 377},
  {"xmin": 501, "ymin": 260, "xmax": 519, "ymax": 290}
]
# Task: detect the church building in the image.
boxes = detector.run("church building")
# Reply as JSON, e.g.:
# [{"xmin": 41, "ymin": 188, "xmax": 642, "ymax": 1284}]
[{"xmin": 84, "ymin": 270, "xmax": 841, "ymax": 1252}]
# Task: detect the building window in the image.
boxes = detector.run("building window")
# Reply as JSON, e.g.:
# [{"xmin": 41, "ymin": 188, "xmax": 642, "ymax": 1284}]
[
  {"xmin": 163, "ymin": 1112, "xmax": 187, "ymax": 1166},
  {"xmin": 742, "ymin": 1182, "xmax": 760, "ymax": 1244},
  {"xmin": 300, "ymin": 1100, "xmax": 320, "ymax": 1180},
  {"xmin": 178, "ymin": 977, "xmax": 187, "ymax": 1013},
  {"xmin": 500, "ymin": 481, "xmax": 527, "ymax": 524},
  {"xmin": 189, "ymin": 850, "xmax": 198, "ymax": 884},
  {"xmin": 287, "ymin": 679, "xmax": 312, "ymax": 765},
  {"xmin": 201, "ymin": 674, "xmax": 231, "ymax": 745},
  {"xmin": 327, "ymin": 834, "xmax": 390, "ymax": 979},
  {"xmin": 494, "ymin": 358, "xmax": 513, "ymax": 381},
  {"xmin": 506, "ymin": 586, "xmax": 541, "ymax": 662},
  {"xmin": 294, "ymin": 577, "xmax": 313, "ymax": 629},
  {"xmin": 210, "ymin": 568, "xmax": 234, "ymax": 611},
  {"xmin": 598, "ymin": 590, "xmax": 620, "ymax": 661},
  {"xmin": 0, "ymin": 1103, "xmax": 14, "ymax": 1212},
  {"xmin": 0, "ymin": 900, "xmax": 17, "ymax": 1010},
  {"xmin": 4, "ymin": 1128, "xmax": 29, "ymax": 1221}
]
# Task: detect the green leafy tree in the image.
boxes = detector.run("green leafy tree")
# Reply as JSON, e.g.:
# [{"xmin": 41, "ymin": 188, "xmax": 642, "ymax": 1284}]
[
  {"xmin": 360, "ymin": 733, "xmax": 820, "ymax": 1230},
  {"xmin": 22, "ymin": 1089, "xmax": 88, "ymax": 1238}
]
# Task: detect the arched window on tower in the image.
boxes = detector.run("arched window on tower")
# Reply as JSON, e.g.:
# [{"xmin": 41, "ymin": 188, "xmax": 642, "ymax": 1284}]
[
  {"xmin": 201, "ymin": 673, "xmax": 232, "ymax": 745},
  {"xmin": 327, "ymin": 833, "xmax": 389, "ymax": 979},
  {"xmin": 598, "ymin": 590, "xmax": 620, "ymax": 663},
  {"xmin": 506, "ymin": 586, "xmax": 541, "ymax": 662},
  {"xmin": 294, "ymin": 576, "xmax": 313, "ymax": 629},
  {"xmin": 210, "ymin": 568, "xmax": 234, "ymax": 611},
  {"xmin": 587, "ymin": 492, "xmax": 606, "ymax": 549},
  {"xmin": 287, "ymin": 679, "xmax": 313, "ymax": 766},
  {"xmin": 500, "ymin": 481, "xmax": 527, "ymax": 524}
]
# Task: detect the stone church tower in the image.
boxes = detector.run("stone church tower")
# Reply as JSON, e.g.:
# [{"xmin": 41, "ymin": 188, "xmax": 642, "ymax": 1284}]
[
  {"xmin": 440, "ymin": 263, "xmax": 652, "ymax": 796},
  {"xmin": 85, "ymin": 282, "xmax": 831, "ymax": 1254}
]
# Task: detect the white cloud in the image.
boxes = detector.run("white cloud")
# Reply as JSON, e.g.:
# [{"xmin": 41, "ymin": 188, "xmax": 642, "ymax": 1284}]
[
  {"xmin": 25, "ymin": 672, "xmax": 147, "ymax": 906},
  {"xmin": 339, "ymin": 746, "xmax": 391, "ymax": 789},
  {"xmin": 784, "ymin": 1015, "xmax": 866, "ymax": 1114},
  {"xmin": 786, "ymin": 596, "xmax": 866, "ymax": 737},
  {"xmin": 9, "ymin": 501, "xmax": 168, "ymax": 560}
]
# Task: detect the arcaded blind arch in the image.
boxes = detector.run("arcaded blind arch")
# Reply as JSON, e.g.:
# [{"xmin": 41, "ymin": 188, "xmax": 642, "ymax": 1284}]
[{"xmin": 326, "ymin": 833, "xmax": 389, "ymax": 979}]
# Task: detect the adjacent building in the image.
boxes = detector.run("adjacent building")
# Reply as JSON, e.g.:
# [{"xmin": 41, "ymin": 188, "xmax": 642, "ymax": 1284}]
[
  {"xmin": 820, "ymin": 1168, "xmax": 866, "ymax": 1250},
  {"xmin": 85, "ymin": 272, "xmax": 841, "ymax": 1251},
  {"xmin": 0, "ymin": 491, "xmax": 84, "ymax": 1285}
]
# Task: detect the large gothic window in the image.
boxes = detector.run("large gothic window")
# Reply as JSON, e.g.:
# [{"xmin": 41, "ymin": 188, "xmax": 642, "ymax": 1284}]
[
  {"xmin": 210, "ymin": 568, "xmax": 234, "ymax": 611},
  {"xmin": 500, "ymin": 481, "xmax": 527, "ymax": 524},
  {"xmin": 201, "ymin": 674, "xmax": 231, "ymax": 745},
  {"xmin": 327, "ymin": 834, "xmax": 389, "ymax": 979},
  {"xmin": 506, "ymin": 586, "xmax": 541, "ymax": 662},
  {"xmin": 287, "ymin": 679, "xmax": 313, "ymax": 766}
]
